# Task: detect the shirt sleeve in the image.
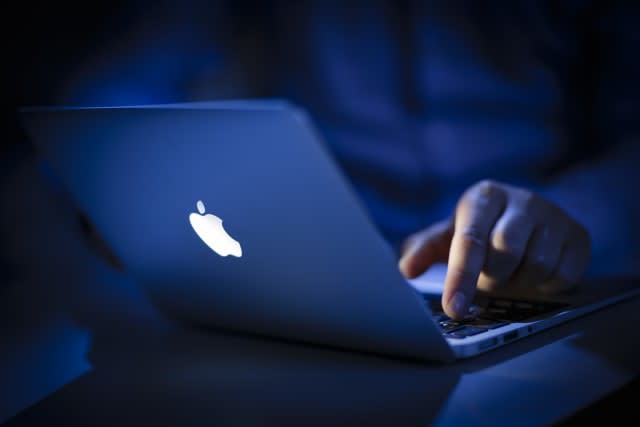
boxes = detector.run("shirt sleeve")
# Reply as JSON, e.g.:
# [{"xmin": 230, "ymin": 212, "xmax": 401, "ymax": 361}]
[{"xmin": 542, "ymin": 2, "xmax": 640, "ymax": 277}]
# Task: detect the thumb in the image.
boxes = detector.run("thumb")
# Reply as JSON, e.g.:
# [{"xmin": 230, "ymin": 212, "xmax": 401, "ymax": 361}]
[{"xmin": 398, "ymin": 219, "xmax": 453, "ymax": 279}]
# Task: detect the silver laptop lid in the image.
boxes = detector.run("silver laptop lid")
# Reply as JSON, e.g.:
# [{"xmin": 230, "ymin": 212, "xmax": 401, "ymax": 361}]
[{"xmin": 20, "ymin": 103, "xmax": 454, "ymax": 362}]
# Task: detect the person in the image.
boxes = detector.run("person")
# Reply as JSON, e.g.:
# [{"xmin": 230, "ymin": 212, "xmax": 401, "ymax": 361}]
[{"xmin": 8, "ymin": 0, "xmax": 640, "ymax": 322}]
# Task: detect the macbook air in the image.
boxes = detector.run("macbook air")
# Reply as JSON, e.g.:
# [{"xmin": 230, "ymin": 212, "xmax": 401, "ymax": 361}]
[{"xmin": 18, "ymin": 101, "xmax": 640, "ymax": 362}]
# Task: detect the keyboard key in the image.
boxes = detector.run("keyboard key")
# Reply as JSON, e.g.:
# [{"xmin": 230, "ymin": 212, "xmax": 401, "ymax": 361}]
[{"xmin": 438, "ymin": 319, "xmax": 464, "ymax": 333}]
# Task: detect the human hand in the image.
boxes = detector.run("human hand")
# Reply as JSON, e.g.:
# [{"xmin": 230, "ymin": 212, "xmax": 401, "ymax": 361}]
[{"xmin": 398, "ymin": 180, "xmax": 591, "ymax": 320}]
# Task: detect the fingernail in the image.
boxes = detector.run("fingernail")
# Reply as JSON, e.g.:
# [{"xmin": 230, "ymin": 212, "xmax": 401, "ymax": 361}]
[
  {"xmin": 448, "ymin": 292, "xmax": 467, "ymax": 317},
  {"xmin": 398, "ymin": 259, "xmax": 411, "ymax": 278},
  {"xmin": 398, "ymin": 247, "xmax": 416, "ymax": 276}
]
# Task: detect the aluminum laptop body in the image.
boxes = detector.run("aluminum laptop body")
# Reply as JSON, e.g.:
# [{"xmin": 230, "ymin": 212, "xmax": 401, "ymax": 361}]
[{"xmin": 19, "ymin": 101, "xmax": 640, "ymax": 362}]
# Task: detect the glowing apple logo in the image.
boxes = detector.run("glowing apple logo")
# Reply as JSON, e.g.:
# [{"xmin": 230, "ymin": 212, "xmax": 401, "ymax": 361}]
[{"xmin": 189, "ymin": 200, "xmax": 242, "ymax": 257}]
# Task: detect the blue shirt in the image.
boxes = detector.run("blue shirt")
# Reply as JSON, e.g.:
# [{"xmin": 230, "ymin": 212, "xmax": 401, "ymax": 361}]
[{"xmin": 59, "ymin": 0, "xmax": 640, "ymax": 275}]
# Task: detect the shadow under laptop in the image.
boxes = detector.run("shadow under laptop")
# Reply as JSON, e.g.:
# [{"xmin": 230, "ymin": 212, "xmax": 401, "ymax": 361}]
[{"xmin": 4, "ymin": 322, "xmax": 461, "ymax": 427}]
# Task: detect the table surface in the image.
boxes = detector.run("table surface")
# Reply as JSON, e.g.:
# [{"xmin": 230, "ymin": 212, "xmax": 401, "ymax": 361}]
[{"xmin": 2, "ymin": 280, "xmax": 640, "ymax": 427}]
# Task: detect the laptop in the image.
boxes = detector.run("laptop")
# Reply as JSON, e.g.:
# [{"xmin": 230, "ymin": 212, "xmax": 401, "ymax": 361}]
[{"xmin": 18, "ymin": 101, "xmax": 640, "ymax": 363}]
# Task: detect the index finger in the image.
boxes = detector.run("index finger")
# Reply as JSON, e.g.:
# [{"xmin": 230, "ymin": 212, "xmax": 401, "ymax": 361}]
[{"xmin": 443, "ymin": 181, "xmax": 506, "ymax": 319}]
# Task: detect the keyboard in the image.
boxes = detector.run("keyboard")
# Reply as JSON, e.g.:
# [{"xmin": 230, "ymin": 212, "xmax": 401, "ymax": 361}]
[{"xmin": 423, "ymin": 294, "xmax": 569, "ymax": 339}]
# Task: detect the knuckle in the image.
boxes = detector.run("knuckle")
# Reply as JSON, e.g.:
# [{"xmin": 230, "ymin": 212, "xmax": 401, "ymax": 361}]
[
  {"xmin": 478, "ymin": 179, "xmax": 496, "ymax": 191},
  {"xmin": 475, "ymin": 179, "xmax": 499, "ymax": 198},
  {"xmin": 492, "ymin": 217, "xmax": 530, "ymax": 253},
  {"xmin": 459, "ymin": 226, "xmax": 487, "ymax": 251},
  {"xmin": 458, "ymin": 180, "xmax": 506, "ymax": 214},
  {"xmin": 476, "ymin": 178, "xmax": 499, "ymax": 190}
]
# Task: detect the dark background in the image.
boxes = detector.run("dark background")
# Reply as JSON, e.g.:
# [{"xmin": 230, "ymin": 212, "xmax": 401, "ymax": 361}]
[
  {"xmin": 6, "ymin": 1, "xmax": 150, "ymax": 159},
  {"xmin": 3, "ymin": 2, "xmax": 640, "ymax": 424}
]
